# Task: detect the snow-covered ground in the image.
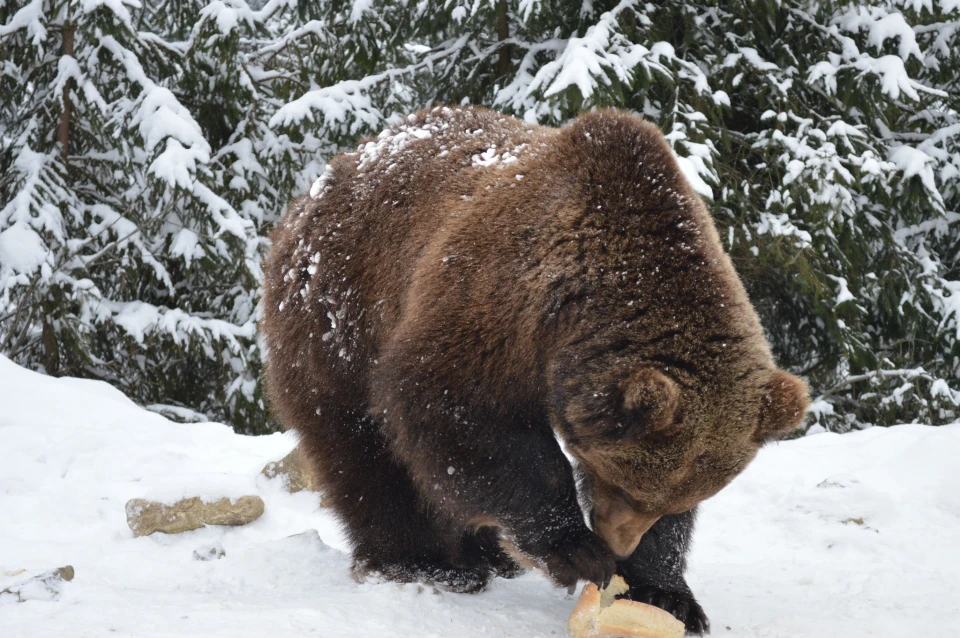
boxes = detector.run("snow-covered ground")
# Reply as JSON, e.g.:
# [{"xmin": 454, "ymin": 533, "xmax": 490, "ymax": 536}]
[{"xmin": 1, "ymin": 354, "xmax": 958, "ymax": 637}]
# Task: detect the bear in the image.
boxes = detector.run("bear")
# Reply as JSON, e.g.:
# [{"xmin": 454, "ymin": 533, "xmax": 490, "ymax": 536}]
[{"xmin": 260, "ymin": 106, "xmax": 809, "ymax": 635}]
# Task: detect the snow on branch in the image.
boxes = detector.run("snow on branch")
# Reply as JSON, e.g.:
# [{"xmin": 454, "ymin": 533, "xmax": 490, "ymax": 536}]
[
  {"xmin": 506, "ymin": 2, "xmax": 691, "ymax": 109},
  {"xmin": 835, "ymin": 6, "xmax": 924, "ymax": 62},
  {"xmin": 0, "ymin": 148, "xmax": 67, "ymax": 285},
  {"xmin": 270, "ymin": 35, "xmax": 471, "ymax": 132},
  {"xmin": 96, "ymin": 35, "xmax": 251, "ymax": 240},
  {"xmin": 0, "ymin": 0, "xmax": 47, "ymax": 45},
  {"xmin": 816, "ymin": 367, "xmax": 960, "ymax": 408},
  {"xmin": 797, "ymin": 6, "xmax": 947, "ymax": 101},
  {"xmin": 106, "ymin": 300, "xmax": 255, "ymax": 351}
]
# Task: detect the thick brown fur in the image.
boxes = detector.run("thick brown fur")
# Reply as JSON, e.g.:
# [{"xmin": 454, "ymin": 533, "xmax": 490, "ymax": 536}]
[{"xmin": 261, "ymin": 107, "xmax": 808, "ymax": 632}]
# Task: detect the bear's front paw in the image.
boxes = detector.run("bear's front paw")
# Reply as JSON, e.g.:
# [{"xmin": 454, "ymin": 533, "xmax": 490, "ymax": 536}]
[
  {"xmin": 539, "ymin": 530, "xmax": 616, "ymax": 590},
  {"xmin": 621, "ymin": 585, "xmax": 710, "ymax": 635}
]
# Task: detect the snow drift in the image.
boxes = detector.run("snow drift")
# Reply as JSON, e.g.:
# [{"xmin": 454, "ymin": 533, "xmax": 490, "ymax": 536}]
[{"xmin": 0, "ymin": 355, "xmax": 957, "ymax": 637}]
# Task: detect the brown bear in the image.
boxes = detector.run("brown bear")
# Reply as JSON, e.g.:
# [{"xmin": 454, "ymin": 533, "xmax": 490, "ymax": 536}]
[{"xmin": 260, "ymin": 107, "xmax": 809, "ymax": 635}]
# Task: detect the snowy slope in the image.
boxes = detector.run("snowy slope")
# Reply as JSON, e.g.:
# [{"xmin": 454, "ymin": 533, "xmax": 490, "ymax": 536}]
[{"xmin": 1, "ymin": 355, "xmax": 958, "ymax": 637}]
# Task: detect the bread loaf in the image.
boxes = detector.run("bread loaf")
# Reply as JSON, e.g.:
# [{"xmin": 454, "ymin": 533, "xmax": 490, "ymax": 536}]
[{"xmin": 568, "ymin": 575, "xmax": 685, "ymax": 638}]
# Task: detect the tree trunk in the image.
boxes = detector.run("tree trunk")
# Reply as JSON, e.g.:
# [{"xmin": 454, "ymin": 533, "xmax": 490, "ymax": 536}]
[
  {"xmin": 497, "ymin": 0, "xmax": 511, "ymax": 78},
  {"xmin": 57, "ymin": 25, "xmax": 76, "ymax": 167},
  {"xmin": 41, "ymin": 299, "xmax": 60, "ymax": 376}
]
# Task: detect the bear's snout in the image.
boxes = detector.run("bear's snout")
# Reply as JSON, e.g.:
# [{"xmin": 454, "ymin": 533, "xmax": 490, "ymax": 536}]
[{"xmin": 591, "ymin": 501, "xmax": 660, "ymax": 559}]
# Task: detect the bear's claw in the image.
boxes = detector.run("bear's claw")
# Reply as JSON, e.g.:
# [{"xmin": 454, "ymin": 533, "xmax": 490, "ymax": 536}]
[
  {"xmin": 621, "ymin": 585, "xmax": 710, "ymax": 635},
  {"xmin": 541, "ymin": 530, "xmax": 616, "ymax": 590}
]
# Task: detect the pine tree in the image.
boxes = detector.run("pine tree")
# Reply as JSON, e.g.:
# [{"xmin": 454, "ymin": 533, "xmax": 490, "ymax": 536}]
[
  {"xmin": 3, "ymin": 0, "xmax": 959, "ymax": 433},
  {"xmin": 0, "ymin": 0, "xmax": 300, "ymax": 432},
  {"xmin": 267, "ymin": 0, "xmax": 960, "ymax": 432}
]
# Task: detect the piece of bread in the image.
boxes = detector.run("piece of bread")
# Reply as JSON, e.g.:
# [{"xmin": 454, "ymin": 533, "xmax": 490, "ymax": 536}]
[{"xmin": 569, "ymin": 575, "xmax": 685, "ymax": 638}]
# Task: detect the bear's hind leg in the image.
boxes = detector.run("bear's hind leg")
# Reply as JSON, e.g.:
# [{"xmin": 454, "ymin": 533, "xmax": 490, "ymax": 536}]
[
  {"xmin": 615, "ymin": 508, "xmax": 710, "ymax": 635},
  {"xmin": 297, "ymin": 402, "xmax": 495, "ymax": 593}
]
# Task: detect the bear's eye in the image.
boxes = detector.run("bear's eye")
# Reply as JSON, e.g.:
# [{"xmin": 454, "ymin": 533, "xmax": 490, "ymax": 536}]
[{"xmin": 613, "ymin": 487, "xmax": 642, "ymax": 508}]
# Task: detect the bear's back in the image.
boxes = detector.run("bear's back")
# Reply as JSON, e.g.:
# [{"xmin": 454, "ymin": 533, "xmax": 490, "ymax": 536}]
[{"xmin": 261, "ymin": 108, "xmax": 552, "ymax": 396}]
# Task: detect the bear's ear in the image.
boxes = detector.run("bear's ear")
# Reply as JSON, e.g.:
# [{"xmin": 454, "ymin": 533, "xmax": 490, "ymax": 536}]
[
  {"xmin": 616, "ymin": 368, "xmax": 681, "ymax": 440},
  {"xmin": 755, "ymin": 370, "xmax": 810, "ymax": 442}
]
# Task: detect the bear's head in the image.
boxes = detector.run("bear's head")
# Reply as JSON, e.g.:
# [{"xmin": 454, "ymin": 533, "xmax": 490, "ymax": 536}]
[
  {"xmin": 540, "ymin": 109, "xmax": 810, "ymax": 558},
  {"xmin": 556, "ymin": 363, "xmax": 808, "ymax": 558}
]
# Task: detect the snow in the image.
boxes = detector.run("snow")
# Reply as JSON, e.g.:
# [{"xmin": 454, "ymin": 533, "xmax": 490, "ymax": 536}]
[
  {"xmin": 170, "ymin": 228, "xmax": 204, "ymax": 267},
  {"xmin": 518, "ymin": 0, "xmax": 541, "ymax": 21},
  {"xmin": 269, "ymin": 78, "xmax": 382, "ymax": 131},
  {"xmin": 470, "ymin": 144, "xmax": 525, "ymax": 168},
  {"xmin": 105, "ymin": 300, "xmax": 255, "ymax": 347},
  {"xmin": 0, "ymin": 148, "xmax": 66, "ymax": 252},
  {"xmin": 0, "ymin": 0, "xmax": 47, "ymax": 45},
  {"xmin": 309, "ymin": 164, "xmax": 335, "ymax": 199},
  {"xmin": 0, "ymin": 223, "xmax": 47, "ymax": 274},
  {"xmin": 673, "ymin": 154, "xmax": 713, "ymax": 199},
  {"xmin": 888, "ymin": 145, "xmax": 941, "ymax": 203},
  {"xmin": 826, "ymin": 274, "xmax": 856, "ymax": 307},
  {"xmin": 738, "ymin": 47, "xmax": 780, "ymax": 72},
  {"xmin": 859, "ymin": 54, "xmax": 924, "ymax": 100},
  {"xmin": 497, "ymin": 4, "xmax": 681, "ymax": 119},
  {"xmin": 355, "ymin": 122, "xmax": 438, "ymax": 173},
  {"xmin": 1, "ymin": 356, "xmax": 959, "ymax": 636},
  {"xmin": 755, "ymin": 212, "xmax": 814, "ymax": 247},
  {"xmin": 835, "ymin": 7, "xmax": 923, "ymax": 62},
  {"xmin": 349, "ymin": 0, "xmax": 373, "ymax": 23},
  {"xmin": 196, "ymin": 0, "xmax": 258, "ymax": 35},
  {"xmin": 80, "ymin": 33, "xmax": 253, "ymax": 245},
  {"xmin": 711, "ymin": 90, "xmax": 730, "ymax": 107}
]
